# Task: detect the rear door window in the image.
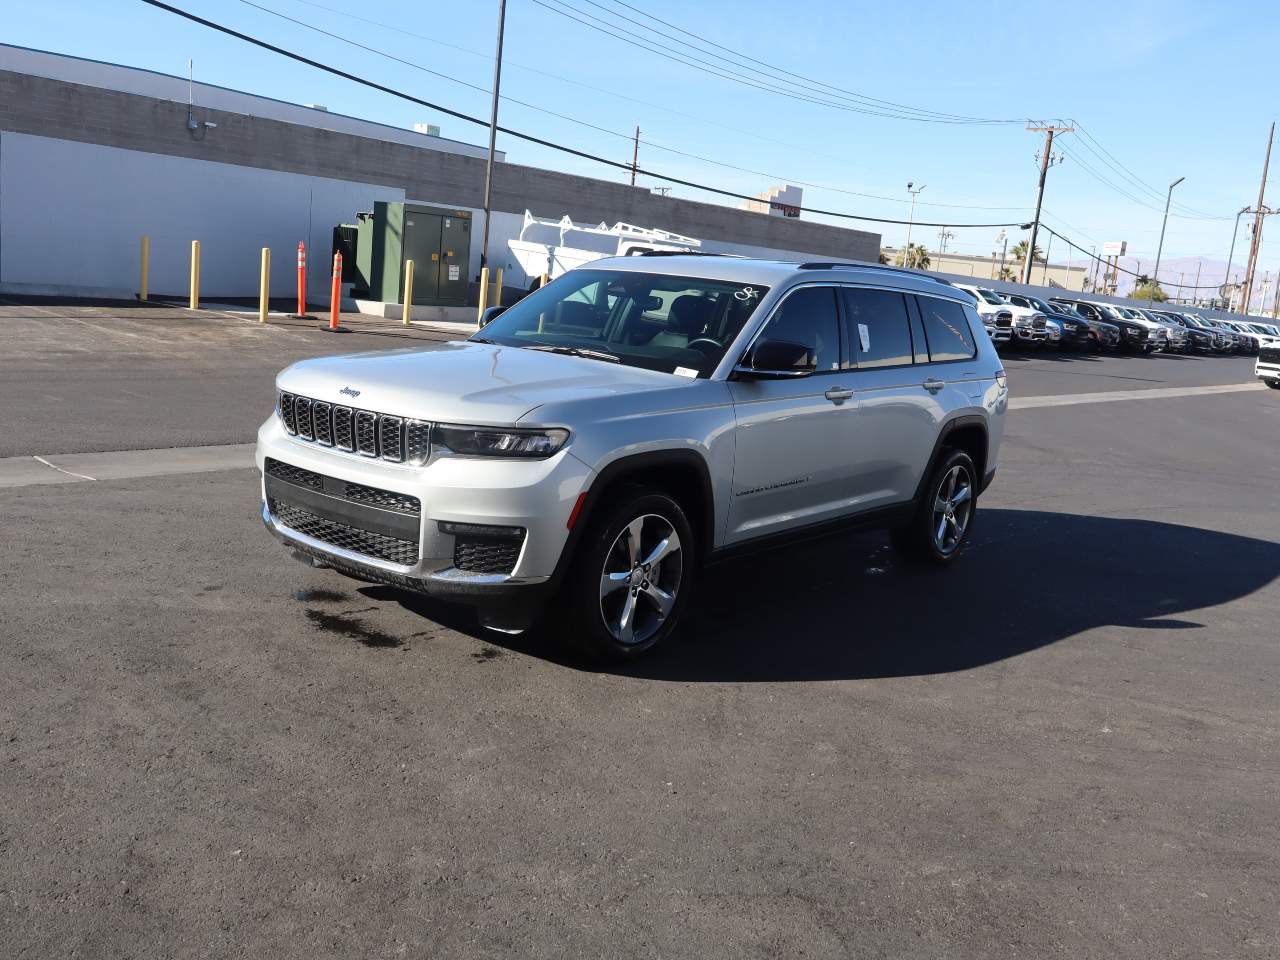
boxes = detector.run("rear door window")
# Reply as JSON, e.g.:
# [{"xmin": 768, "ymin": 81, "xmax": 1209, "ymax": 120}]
[
  {"xmin": 840, "ymin": 287, "xmax": 914, "ymax": 369},
  {"xmin": 917, "ymin": 296, "xmax": 978, "ymax": 361}
]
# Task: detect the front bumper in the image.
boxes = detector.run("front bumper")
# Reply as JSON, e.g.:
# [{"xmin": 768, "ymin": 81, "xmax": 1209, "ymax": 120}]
[
  {"xmin": 256, "ymin": 417, "xmax": 593, "ymax": 625},
  {"xmin": 1257, "ymin": 359, "xmax": 1280, "ymax": 382}
]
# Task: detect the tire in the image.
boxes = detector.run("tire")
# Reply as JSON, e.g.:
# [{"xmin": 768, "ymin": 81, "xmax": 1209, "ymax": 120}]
[
  {"xmin": 1268, "ymin": 379, "xmax": 1280, "ymax": 390},
  {"xmin": 563, "ymin": 487, "xmax": 696, "ymax": 661},
  {"xmin": 892, "ymin": 449, "xmax": 978, "ymax": 566}
]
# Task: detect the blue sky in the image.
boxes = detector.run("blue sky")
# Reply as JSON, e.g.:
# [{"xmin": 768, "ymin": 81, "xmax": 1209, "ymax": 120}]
[{"xmin": 8, "ymin": 0, "xmax": 1280, "ymax": 285}]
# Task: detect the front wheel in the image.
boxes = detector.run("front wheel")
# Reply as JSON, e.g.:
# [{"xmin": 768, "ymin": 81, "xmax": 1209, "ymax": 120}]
[
  {"xmin": 1267, "ymin": 379, "xmax": 1280, "ymax": 390},
  {"xmin": 892, "ymin": 449, "xmax": 977, "ymax": 565},
  {"xmin": 564, "ymin": 489, "xmax": 695, "ymax": 661}
]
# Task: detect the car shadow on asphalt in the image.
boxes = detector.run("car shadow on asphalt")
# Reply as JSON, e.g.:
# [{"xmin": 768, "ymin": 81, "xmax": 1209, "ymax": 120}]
[{"xmin": 370, "ymin": 508, "xmax": 1280, "ymax": 681}]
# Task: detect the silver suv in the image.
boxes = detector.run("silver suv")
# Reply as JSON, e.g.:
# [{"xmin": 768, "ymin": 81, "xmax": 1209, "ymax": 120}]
[{"xmin": 258, "ymin": 256, "xmax": 1008, "ymax": 659}]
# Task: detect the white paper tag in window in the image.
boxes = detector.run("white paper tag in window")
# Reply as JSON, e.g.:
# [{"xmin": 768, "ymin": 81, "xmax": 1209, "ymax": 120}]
[
  {"xmin": 673, "ymin": 366, "xmax": 699, "ymax": 379},
  {"xmin": 858, "ymin": 323, "xmax": 871, "ymax": 353}
]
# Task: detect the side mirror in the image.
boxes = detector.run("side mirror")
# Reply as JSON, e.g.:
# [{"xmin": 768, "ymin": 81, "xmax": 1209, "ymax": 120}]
[
  {"xmin": 480, "ymin": 305, "xmax": 507, "ymax": 326},
  {"xmin": 736, "ymin": 338, "xmax": 817, "ymax": 379}
]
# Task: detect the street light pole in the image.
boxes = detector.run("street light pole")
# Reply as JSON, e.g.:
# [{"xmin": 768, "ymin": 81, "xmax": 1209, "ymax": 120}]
[
  {"xmin": 904, "ymin": 182, "xmax": 926, "ymax": 266},
  {"xmin": 1223, "ymin": 206, "xmax": 1249, "ymax": 312},
  {"xmin": 1151, "ymin": 175, "xmax": 1184, "ymax": 303},
  {"xmin": 478, "ymin": 0, "xmax": 507, "ymax": 278}
]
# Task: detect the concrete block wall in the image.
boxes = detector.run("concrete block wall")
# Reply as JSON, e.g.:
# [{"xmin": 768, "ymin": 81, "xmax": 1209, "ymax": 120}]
[{"xmin": 0, "ymin": 68, "xmax": 880, "ymax": 298}]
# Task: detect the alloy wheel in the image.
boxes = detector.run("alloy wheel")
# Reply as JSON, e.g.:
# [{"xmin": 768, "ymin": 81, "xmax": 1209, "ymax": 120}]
[
  {"xmin": 598, "ymin": 514, "xmax": 682, "ymax": 645},
  {"xmin": 932, "ymin": 465, "xmax": 973, "ymax": 556}
]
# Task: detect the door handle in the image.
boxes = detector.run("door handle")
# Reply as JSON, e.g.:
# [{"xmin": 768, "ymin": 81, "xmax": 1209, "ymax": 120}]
[
  {"xmin": 824, "ymin": 386, "xmax": 854, "ymax": 404},
  {"xmin": 922, "ymin": 378, "xmax": 946, "ymax": 394}
]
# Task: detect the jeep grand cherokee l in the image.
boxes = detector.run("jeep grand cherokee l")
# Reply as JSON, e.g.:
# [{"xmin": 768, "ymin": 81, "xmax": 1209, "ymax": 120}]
[{"xmin": 258, "ymin": 257, "xmax": 1007, "ymax": 660}]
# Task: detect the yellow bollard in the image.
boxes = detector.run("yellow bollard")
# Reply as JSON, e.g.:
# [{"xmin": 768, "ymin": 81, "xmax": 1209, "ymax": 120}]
[
  {"xmin": 259, "ymin": 247, "xmax": 271, "ymax": 323},
  {"xmin": 476, "ymin": 265, "xmax": 490, "ymax": 324},
  {"xmin": 493, "ymin": 267, "xmax": 504, "ymax": 309},
  {"xmin": 139, "ymin": 235, "xmax": 150, "ymax": 301},
  {"xmin": 189, "ymin": 240, "xmax": 201, "ymax": 310},
  {"xmin": 538, "ymin": 273, "xmax": 549, "ymax": 289},
  {"xmin": 402, "ymin": 259, "xmax": 415, "ymax": 325}
]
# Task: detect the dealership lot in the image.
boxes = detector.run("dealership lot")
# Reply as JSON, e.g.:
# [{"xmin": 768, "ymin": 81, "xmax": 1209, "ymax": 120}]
[{"xmin": 2, "ymin": 304, "xmax": 1278, "ymax": 958}]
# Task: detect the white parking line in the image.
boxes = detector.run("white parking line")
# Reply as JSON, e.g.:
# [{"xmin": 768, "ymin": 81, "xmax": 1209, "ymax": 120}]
[
  {"xmin": 1010, "ymin": 381, "xmax": 1265, "ymax": 409},
  {"xmin": 0, "ymin": 444, "xmax": 255, "ymax": 489}
]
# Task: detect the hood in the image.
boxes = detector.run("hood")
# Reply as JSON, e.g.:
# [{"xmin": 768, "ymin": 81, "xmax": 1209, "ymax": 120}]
[{"xmin": 276, "ymin": 341, "xmax": 686, "ymax": 424}]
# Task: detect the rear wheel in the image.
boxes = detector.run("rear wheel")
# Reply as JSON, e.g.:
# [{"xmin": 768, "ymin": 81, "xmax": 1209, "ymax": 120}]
[
  {"xmin": 892, "ymin": 449, "xmax": 977, "ymax": 566},
  {"xmin": 564, "ymin": 489, "xmax": 695, "ymax": 661}
]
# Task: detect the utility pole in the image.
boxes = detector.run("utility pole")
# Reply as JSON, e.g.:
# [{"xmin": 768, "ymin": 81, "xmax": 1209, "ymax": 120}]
[
  {"xmin": 995, "ymin": 229, "xmax": 1008, "ymax": 279},
  {"xmin": 1240, "ymin": 121, "xmax": 1275, "ymax": 316},
  {"xmin": 904, "ymin": 182, "xmax": 926, "ymax": 265},
  {"xmin": 1192, "ymin": 259, "xmax": 1202, "ymax": 306},
  {"xmin": 1023, "ymin": 124, "xmax": 1073, "ymax": 284},
  {"xmin": 1041, "ymin": 233, "xmax": 1053, "ymax": 285},
  {"xmin": 629, "ymin": 125, "xmax": 640, "ymax": 186},
  {"xmin": 478, "ymin": 0, "xmax": 507, "ymax": 277}
]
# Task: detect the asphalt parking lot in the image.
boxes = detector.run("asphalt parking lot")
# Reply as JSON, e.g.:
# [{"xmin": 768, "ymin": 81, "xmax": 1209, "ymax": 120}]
[{"xmin": 2, "ymin": 302, "xmax": 1278, "ymax": 958}]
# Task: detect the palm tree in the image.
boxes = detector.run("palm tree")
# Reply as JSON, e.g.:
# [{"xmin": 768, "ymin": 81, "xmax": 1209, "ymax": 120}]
[
  {"xmin": 894, "ymin": 243, "xmax": 931, "ymax": 270},
  {"xmin": 996, "ymin": 266, "xmax": 1015, "ymax": 281},
  {"xmin": 878, "ymin": 250, "xmax": 890, "ymax": 265},
  {"xmin": 1010, "ymin": 240, "xmax": 1045, "ymax": 264}
]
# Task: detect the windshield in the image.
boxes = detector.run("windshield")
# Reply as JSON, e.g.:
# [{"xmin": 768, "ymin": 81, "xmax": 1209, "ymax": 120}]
[
  {"xmin": 1027, "ymin": 297, "xmax": 1052, "ymax": 313},
  {"xmin": 974, "ymin": 288, "xmax": 1006, "ymax": 306},
  {"xmin": 473, "ymin": 269, "xmax": 769, "ymax": 378}
]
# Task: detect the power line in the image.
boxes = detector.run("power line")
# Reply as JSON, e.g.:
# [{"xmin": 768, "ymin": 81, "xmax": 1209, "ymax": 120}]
[
  {"xmin": 137, "ymin": 0, "xmax": 1024, "ymax": 229},
  {"xmin": 1071, "ymin": 121, "xmax": 1230, "ymax": 220},
  {"xmin": 563, "ymin": 0, "xmax": 1018, "ymax": 124},
  {"xmin": 239, "ymin": 0, "xmax": 1031, "ymax": 213},
  {"xmin": 1038, "ymin": 224, "xmax": 1224, "ymax": 289},
  {"xmin": 529, "ymin": 0, "xmax": 1025, "ymax": 124}
]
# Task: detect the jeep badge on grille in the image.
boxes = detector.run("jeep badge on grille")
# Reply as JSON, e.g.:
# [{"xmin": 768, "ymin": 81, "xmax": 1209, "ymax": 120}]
[{"xmin": 339, "ymin": 387, "xmax": 361, "ymax": 398}]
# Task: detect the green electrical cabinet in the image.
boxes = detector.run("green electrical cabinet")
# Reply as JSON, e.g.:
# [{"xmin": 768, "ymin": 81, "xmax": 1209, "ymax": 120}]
[{"xmin": 355, "ymin": 202, "xmax": 472, "ymax": 306}]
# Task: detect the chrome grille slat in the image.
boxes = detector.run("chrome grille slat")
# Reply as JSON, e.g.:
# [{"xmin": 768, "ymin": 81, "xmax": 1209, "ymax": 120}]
[
  {"xmin": 355, "ymin": 411, "xmax": 379, "ymax": 457},
  {"xmin": 379, "ymin": 415, "xmax": 404, "ymax": 463},
  {"xmin": 333, "ymin": 406, "xmax": 355, "ymax": 451},
  {"xmin": 312, "ymin": 401, "xmax": 334, "ymax": 446},
  {"xmin": 276, "ymin": 393, "xmax": 428, "ymax": 464},
  {"xmin": 279, "ymin": 392, "xmax": 297, "ymax": 435},
  {"xmin": 294, "ymin": 397, "xmax": 314, "ymax": 441}
]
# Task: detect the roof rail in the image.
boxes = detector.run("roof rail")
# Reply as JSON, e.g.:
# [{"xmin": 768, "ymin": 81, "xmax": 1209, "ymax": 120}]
[
  {"xmin": 633, "ymin": 250, "xmax": 730, "ymax": 258},
  {"xmin": 797, "ymin": 262, "xmax": 953, "ymax": 286}
]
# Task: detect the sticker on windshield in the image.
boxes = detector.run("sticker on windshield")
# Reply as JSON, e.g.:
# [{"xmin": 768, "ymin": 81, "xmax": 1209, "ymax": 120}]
[
  {"xmin": 673, "ymin": 366, "xmax": 699, "ymax": 378},
  {"xmin": 858, "ymin": 322, "xmax": 871, "ymax": 353},
  {"xmin": 734, "ymin": 286, "xmax": 761, "ymax": 302}
]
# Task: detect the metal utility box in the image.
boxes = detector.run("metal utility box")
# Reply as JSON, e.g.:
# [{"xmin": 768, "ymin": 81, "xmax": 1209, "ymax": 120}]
[{"xmin": 355, "ymin": 202, "xmax": 472, "ymax": 306}]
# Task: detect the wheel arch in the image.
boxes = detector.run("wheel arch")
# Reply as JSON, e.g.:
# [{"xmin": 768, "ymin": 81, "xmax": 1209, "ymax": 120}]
[
  {"xmin": 550, "ymin": 449, "xmax": 716, "ymax": 588},
  {"xmin": 911, "ymin": 415, "xmax": 990, "ymax": 505}
]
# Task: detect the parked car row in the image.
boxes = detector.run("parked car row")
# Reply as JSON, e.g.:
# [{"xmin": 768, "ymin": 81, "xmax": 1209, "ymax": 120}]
[{"xmin": 951, "ymin": 282, "xmax": 1280, "ymax": 358}]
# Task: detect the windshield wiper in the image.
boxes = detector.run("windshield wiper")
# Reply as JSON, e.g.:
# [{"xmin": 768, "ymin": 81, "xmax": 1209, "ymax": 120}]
[
  {"xmin": 524, "ymin": 344, "xmax": 622, "ymax": 364},
  {"xmin": 470, "ymin": 335, "xmax": 498, "ymax": 344}
]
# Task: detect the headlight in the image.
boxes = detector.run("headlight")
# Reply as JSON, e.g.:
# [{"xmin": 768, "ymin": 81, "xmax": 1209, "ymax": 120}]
[{"xmin": 434, "ymin": 424, "xmax": 569, "ymax": 458}]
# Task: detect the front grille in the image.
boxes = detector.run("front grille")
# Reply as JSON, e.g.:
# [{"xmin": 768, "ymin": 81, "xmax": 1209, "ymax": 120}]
[
  {"xmin": 454, "ymin": 536, "xmax": 523, "ymax": 575},
  {"xmin": 1260, "ymin": 346, "xmax": 1280, "ymax": 364},
  {"xmin": 996, "ymin": 316, "xmax": 1013, "ymax": 328},
  {"xmin": 1032, "ymin": 317, "xmax": 1046, "ymax": 330},
  {"xmin": 271, "ymin": 500, "xmax": 419, "ymax": 565},
  {"xmin": 278, "ymin": 391, "xmax": 427, "ymax": 464}
]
